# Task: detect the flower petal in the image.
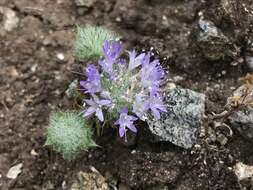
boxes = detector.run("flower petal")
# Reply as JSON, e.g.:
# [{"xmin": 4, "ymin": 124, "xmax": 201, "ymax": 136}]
[
  {"xmin": 85, "ymin": 99, "xmax": 95, "ymax": 106},
  {"xmin": 158, "ymin": 105, "xmax": 167, "ymax": 113},
  {"xmin": 119, "ymin": 126, "xmax": 125, "ymax": 137},
  {"xmin": 98, "ymin": 99, "xmax": 111, "ymax": 106},
  {"xmin": 128, "ymin": 51, "xmax": 145, "ymax": 71},
  {"xmin": 120, "ymin": 107, "xmax": 128, "ymax": 114},
  {"xmin": 84, "ymin": 107, "xmax": 96, "ymax": 117},
  {"xmin": 127, "ymin": 124, "xmax": 137, "ymax": 133},
  {"xmin": 95, "ymin": 109, "xmax": 104, "ymax": 121},
  {"xmin": 80, "ymin": 81, "xmax": 87, "ymax": 88},
  {"xmin": 115, "ymin": 119, "xmax": 120, "ymax": 125},
  {"xmin": 129, "ymin": 115, "xmax": 138, "ymax": 121},
  {"xmin": 151, "ymin": 108, "xmax": 161, "ymax": 119}
]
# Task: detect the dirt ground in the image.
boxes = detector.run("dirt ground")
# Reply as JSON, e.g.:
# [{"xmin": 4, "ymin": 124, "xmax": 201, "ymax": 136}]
[{"xmin": 1, "ymin": 0, "xmax": 253, "ymax": 189}]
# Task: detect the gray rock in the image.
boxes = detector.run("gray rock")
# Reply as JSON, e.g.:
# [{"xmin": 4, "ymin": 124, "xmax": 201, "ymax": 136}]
[
  {"xmin": 245, "ymin": 56, "xmax": 253, "ymax": 71},
  {"xmin": 228, "ymin": 84, "xmax": 253, "ymax": 141},
  {"xmin": 229, "ymin": 107, "xmax": 253, "ymax": 141},
  {"xmin": 245, "ymin": 39, "xmax": 253, "ymax": 71},
  {"xmin": 147, "ymin": 87, "xmax": 205, "ymax": 149},
  {"xmin": 196, "ymin": 19, "xmax": 236, "ymax": 61},
  {"xmin": 245, "ymin": 52, "xmax": 253, "ymax": 71}
]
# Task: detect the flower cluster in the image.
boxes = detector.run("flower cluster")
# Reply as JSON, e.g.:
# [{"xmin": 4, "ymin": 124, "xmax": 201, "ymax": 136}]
[{"xmin": 80, "ymin": 40, "xmax": 167, "ymax": 138}]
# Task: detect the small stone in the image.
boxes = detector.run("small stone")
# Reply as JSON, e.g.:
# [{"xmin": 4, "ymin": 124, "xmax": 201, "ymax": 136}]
[
  {"xmin": 230, "ymin": 86, "xmax": 236, "ymax": 90},
  {"xmin": 166, "ymin": 83, "xmax": 176, "ymax": 91},
  {"xmin": 57, "ymin": 53, "xmax": 65, "ymax": 61},
  {"xmin": 147, "ymin": 87, "xmax": 205, "ymax": 149},
  {"xmin": 234, "ymin": 162, "xmax": 253, "ymax": 181},
  {"xmin": 229, "ymin": 107, "xmax": 253, "ymax": 141},
  {"xmin": 31, "ymin": 64, "xmax": 38, "ymax": 72},
  {"xmin": 104, "ymin": 171, "xmax": 118, "ymax": 189},
  {"xmin": 221, "ymin": 70, "xmax": 226, "ymax": 75},
  {"xmin": 207, "ymin": 126, "xmax": 216, "ymax": 142},
  {"xmin": 115, "ymin": 17, "xmax": 122, "ymax": 22},
  {"xmin": 214, "ymin": 84, "xmax": 220, "ymax": 89},
  {"xmin": 75, "ymin": 0, "xmax": 96, "ymax": 7},
  {"xmin": 0, "ymin": 7, "xmax": 19, "ymax": 32},
  {"xmin": 173, "ymin": 76, "xmax": 184, "ymax": 82},
  {"xmin": 30, "ymin": 149, "xmax": 39, "ymax": 156},
  {"xmin": 43, "ymin": 38, "xmax": 51, "ymax": 46},
  {"xmin": 70, "ymin": 169, "xmax": 109, "ymax": 190},
  {"xmin": 216, "ymin": 133, "xmax": 228, "ymax": 146},
  {"xmin": 62, "ymin": 180, "xmax": 67, "ymax": 189},
  {"xmin": 196, "ymin": 19, "xmax": 236, "ymax": 61},
  {"xmin": 228, "ymin": 84, "xmax": 253, "ymax": 141},
  {"xmin": 245, "ymin": 56, "xmax": 253, "ymax": 71},
  {"xmin": 6, "ymin": 163, "xmax": 23, "ymax": 179},
  {"xmin": 9, "ymin": 67, "xmax": 18, "ymax": 77},
  {"xmin": 77, "ymin": 7, "xmax": 88, "ymax": 16}
]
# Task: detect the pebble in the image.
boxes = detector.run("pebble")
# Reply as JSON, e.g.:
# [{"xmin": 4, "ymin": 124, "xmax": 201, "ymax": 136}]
[
  {"xmin": 216, "ymin": 133, "xmax": 228, "ymax": 146},
  {"xmin": 234, "ymin": 162, "xmax": 253, "ymax": 181},
  {"xmin": 115, "ymin": 17, "xmax": 122, "ymax": 22},
  {"xmin": 228, "ymin": 84, "xmax": 253, "ymax": 141},
  {"xmin": 57, "ymin": 53, "xmax": 65, "ymax": 61},
  {"xmin": 6, "ymin": 163, "xmax": 23, "ymax": 179},
  {"xmin": 31, "ymin": 64, "xmax": 38, "ymax": 72},
  {"xmin": 31, "ymin": 149, "xmax": 39, "ymax": 156},
  {"xmin": 245, "ymin": 56, "xmax": 253, "ymax": 71},
  {"xmin": 0, "ymin": 7, "xmax": 19, "ymax": 32}
]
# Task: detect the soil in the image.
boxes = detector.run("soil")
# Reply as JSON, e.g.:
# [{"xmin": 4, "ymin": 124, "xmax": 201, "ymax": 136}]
[{"xmin": 1, "ymin": 0, "xmax": 253, "ymax": 189}]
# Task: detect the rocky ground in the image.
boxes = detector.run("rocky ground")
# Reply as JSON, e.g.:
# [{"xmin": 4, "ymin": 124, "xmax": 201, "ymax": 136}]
[{"xmin": 1, "ymin": 0, "xmax": 253, "ymax": 189}]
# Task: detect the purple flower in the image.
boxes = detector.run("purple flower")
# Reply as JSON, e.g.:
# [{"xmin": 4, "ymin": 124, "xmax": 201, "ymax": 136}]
[
  {"xmin": 141, "ymin": 54, "xmax": 165, "ymax": 89},
  {"xmin": 83, "ymin": 96, "xmax": 111, "ymax": 121},
  {"xmin": 80, "ymin": 64, "xmax": 101, "ymax": 94},
  {"xmin": 146, "ymin": 90, "xmax": 167, "ymax": 119},
  {"xmin": 98, "ymin": 59, "xmax": 114, "ymax": 78},
  {"xmin": 85, "ymin": 64, "xmax": 100, "ymax": 80},
  {"xmin": 132, "ymin": 94, "xmax": 148, "ymax": 120},
  {"xmin": 103, "ymin": 40, "xmax": 122, "ymax": 64},
  {"xmin": 80, "ymin": 80, "xmax": 101, "ymax": 94},
  {"xmin": 100, "ymin": 41, "xmax": 122, "ymax": 77},
  {"xmin": 128, "ymin": 50, "xmax": 145, "ymax": 71},
  {"xmin": 115, "ymin": 107, "xmax": 138, "ymax": 138}
]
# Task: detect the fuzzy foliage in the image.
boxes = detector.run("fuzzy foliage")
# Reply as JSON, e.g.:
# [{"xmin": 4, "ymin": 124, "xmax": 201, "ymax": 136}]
[
  {"xmin": 46, "ymin": 111, "xmax": 96, "ymax": 160},
  {"xmin": 74, "ymin": 26, "xmax": 118, "ymax": 61}
]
